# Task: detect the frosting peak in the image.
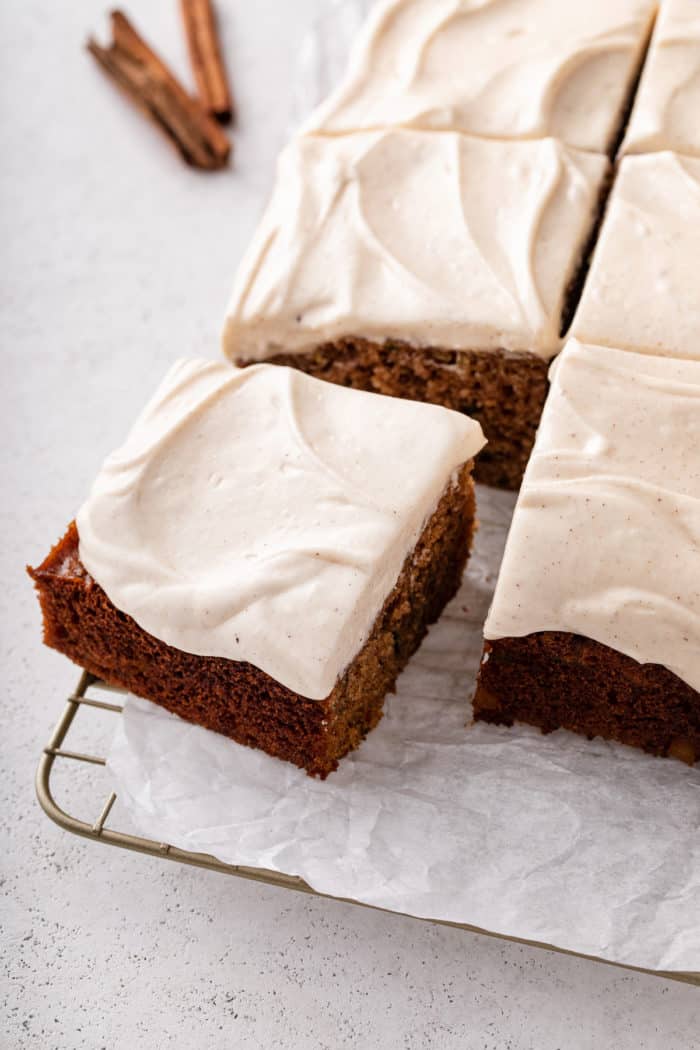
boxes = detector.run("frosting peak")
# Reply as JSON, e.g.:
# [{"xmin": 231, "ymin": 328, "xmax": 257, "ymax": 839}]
[
  {"xmin": 223, "ymin": 130, "xmax": 608, "ymax": 363},
  {"xmin": 77, "ymin": 359, "xmax": 485, "ymax": 700},
  {"xmin": 301, "ymin": 0, "xmax": 656, "ymax": 153}
]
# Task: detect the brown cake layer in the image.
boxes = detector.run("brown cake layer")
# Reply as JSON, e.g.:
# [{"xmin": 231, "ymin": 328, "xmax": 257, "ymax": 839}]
[
  {"xmin": 256, "ymin": 342, "xmax": 548, "ymax": 490},
  {"xmin": 29, "ymin": 464, "xmax": 476, "ymax": 778},
  {"xmin": 238, "ymin": 167, "xmax": 614, "ymax": 492},
  {"xmin": 474, "ymin": 633, "xmax": 700, "ymax": 765}
]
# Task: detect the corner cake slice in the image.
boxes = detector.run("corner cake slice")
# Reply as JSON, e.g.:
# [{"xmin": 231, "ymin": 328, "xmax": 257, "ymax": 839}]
[
  {"xmin": 29, "ymin": 360, "xmax": 485, "ymax": 777},
  {"xmin": 300, "ymin": 0, "xmax": 656, "ymax": 156},
  {"xmin": 473, "ymin": 339, "xmax": 700, "ymax": 764},
  {"xmin": 222, "ymin": 129, "xmax": 610, "ymax": 488},
  {"xmin": 622, "ymin": 0, "xmax": 700, "ymax": 159},
  {"xmin": 571, "ymin": 151, "xmax": 700, "ymax": 360}
]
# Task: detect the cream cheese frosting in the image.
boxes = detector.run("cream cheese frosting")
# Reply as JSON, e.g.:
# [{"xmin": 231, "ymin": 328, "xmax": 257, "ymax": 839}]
[
  {"xmin": 301, "ymin": 0, "xmax": 656, "ymax": 154},
  {"xmin": 572, "ymin": 151, "xmax": 700, "ymax": 359},
  {"xmin": 484, "ymin": 339, "xmax": 700, "ymax": 693},
  {"xmin": 623, "ymin": 0, "xmax": 700, "ymax": 157},
  {"xmin": 76, "ymin": 359, "xmax": 485, "ymax": 700},
  {"xmin": 222, "ymin": 130, "xmax": 609, "ymax": 364}
]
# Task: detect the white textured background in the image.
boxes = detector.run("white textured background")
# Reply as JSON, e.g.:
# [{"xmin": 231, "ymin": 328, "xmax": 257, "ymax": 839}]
[{"xmin": 2, "ymin": 1, "xmax": 699, "ymax": 1046}]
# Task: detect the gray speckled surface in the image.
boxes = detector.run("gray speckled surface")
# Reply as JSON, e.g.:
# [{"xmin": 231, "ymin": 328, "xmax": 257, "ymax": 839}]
[{"xmin": 3, "ymin": 2, "xmax": 699, "ymax": 1046}]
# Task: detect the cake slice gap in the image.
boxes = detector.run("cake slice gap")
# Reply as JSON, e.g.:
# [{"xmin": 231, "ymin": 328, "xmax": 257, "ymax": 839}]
[{"xmin": 223, "ymin": 130, "xmax": 610, "ymax": 488}]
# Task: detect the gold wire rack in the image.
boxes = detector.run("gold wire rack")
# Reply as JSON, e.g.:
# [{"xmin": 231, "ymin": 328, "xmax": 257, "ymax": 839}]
[{"xmin": 36, "ymin": 670, "xmax": 699, "ymax": 987}]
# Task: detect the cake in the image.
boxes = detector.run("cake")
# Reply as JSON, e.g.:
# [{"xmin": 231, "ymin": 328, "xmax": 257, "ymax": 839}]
[
  {"xmin": 222, "ymin": 129, "xmax": 610, "ymax": 488},
  {"xmin": 571, "ymin": 151, "xmax": 700, "ymax": 359},
  {"xmin": 622, "ymin": 0, "xmax": 700, "ymax": 157},
  {"xmin": 473, "ymin": 339, "xmax": 700, "ymax": 763},
  {"xmin": 29, "ymin": 359, "xmax": 486, "ymax": 777},
  {"xmin": 300, "ymin": 0, "xmax": 656, "ymax": 155}
]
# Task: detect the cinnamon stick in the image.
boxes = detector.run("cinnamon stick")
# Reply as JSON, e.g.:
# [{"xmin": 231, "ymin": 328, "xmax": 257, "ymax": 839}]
[
  {"xmin": 180, "ymin": 0, "xmax": 233, "ymax": 124},
  {"xmin": 87, "ymin": 10, "xmax": 230, "ymax": 170}
]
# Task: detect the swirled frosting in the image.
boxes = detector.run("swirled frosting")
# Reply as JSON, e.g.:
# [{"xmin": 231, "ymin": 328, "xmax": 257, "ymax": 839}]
[
  {"xmin": 623, "ymin": 0, "xmax": 700, "ymax": 157},
  {"xmin": 484, "ymin": 339, "xmax": 700, "ymax": 693},
  {"xmin": 222, "ymin": 130, "xmax": 609, "ymax": 363},
  {"xmin": 76, "ymin": 359, "xmax": 485, "ymax": 700},
  {"xmin": 301, "ymin": 0, "xmax": 656, "ymax": 153},
  {"xmin": 572, "ymin": 151, "xmax": 700, "ymax": 359}
]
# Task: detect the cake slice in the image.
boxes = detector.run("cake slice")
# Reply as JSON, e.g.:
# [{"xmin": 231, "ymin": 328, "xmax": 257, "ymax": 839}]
[
  {"xmin": 222, "ymin": 130, "xmax": 610, "ymax": 488},
  {"xmin": 572, "ymin": 151, "xmax": 700, "ymax": 360},
  {"xmin": 473, "ymin": 339, "xmax": 700, "ymax": 763},
  {"xmin": 29, "ymin": 360, "xmax": 485, "ymax": 778},
  {"xmin": 300, "ymin": 0, "xmax": 656, "ymax": 155},
  {"xmin": 622, "ymin": 0, "xmax": 700, "ymax": 158}
]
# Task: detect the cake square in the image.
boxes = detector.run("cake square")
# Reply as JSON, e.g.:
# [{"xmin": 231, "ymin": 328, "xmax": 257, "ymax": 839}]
[
  {"xmin": 222, "ymin": 130, "xmax": 610, "ymax": 488},
  {"xmin": 571, "ymin": 151, "xmax": 700, "ymax": 359},
  {"xmin": 29, "ymin": 359, "xmax": 485, "ymax": 777},
  {"xmin": 474, "ymin": 338, "xmax": 700, "ymax": 763},
  {"xmin": 301, "ymin": 0, "xmax": 656, "ymax": 155},
  {"xmin": 622, "ymin": 0, "xmax": 700, "ymax": 158}
]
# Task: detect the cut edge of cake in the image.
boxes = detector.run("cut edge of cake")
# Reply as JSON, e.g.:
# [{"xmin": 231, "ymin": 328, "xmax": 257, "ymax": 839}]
[
  {"xmin": 473, "ymin": 338, "xmax": 700, "ymax": 764},
  {"xmin": 29, "ymin": 460, "xmax": 478, "ymax": 778},
  {"xmin": 223, "ymin": 131, "xmax": 612, "ymax": 488}
]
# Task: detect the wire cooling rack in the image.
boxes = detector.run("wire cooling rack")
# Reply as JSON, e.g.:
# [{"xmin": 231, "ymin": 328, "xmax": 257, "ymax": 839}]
[{"xmin": 36, "ymin": 670, "xmax": 699, "ymax": 987}]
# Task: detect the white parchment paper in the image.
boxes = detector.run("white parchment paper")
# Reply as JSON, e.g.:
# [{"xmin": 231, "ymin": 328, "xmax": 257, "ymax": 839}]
[{"xmin": 108, "ymin": 487, "xmax": 700, "ymax": 973}]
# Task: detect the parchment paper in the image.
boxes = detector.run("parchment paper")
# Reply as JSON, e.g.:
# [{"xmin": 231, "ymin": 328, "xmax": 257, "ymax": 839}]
[{"xmin": 108, "ymin": 486, "xmax": 700, "ymax": 973}]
